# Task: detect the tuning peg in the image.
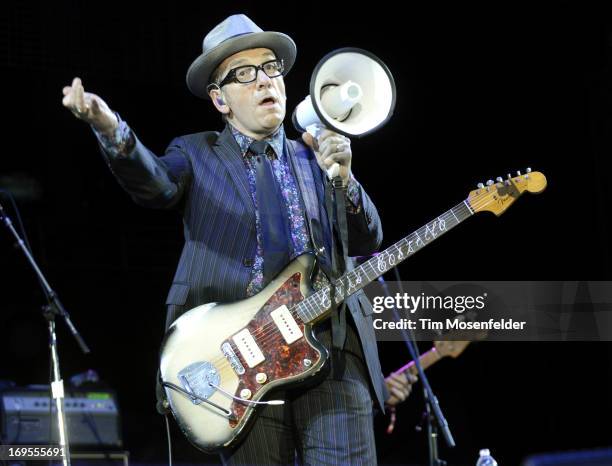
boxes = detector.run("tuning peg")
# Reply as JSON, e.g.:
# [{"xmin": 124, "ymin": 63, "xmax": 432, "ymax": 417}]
[
  {"xmin": 516, "ymin": 170, "xmax": 522, "ymax": 176},
  {"xmin": 496, "ymin": 177, "xmax": 503, "ymax": 183},
  {"xmin": 526, "ymin": 167, "xmax": 532, "ymax": 173},
  {"xmin": 477, "ymin": 182, "xmax": 484, "ymax": 189},
  {"xmin": 486, "ymin": 180, "xmax": 494, "ymax": 186}
]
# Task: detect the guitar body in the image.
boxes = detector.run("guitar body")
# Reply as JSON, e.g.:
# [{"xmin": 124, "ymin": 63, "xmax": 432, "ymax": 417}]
[{"xmin": 159, "ymin": 254, "xmax": 328, "ymax": 452}]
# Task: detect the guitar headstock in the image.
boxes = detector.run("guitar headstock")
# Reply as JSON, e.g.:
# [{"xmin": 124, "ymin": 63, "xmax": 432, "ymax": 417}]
[
  {"xmin": 434, "ymin": 311, "xmax": 489, "ymax": 358},
  {"xmin": 434, "ymin": 340, "xmax": 471, "ymax": 358},
  {"xmin": 467, "ymin": 168, "xmax": 547, "ymax": 216}
]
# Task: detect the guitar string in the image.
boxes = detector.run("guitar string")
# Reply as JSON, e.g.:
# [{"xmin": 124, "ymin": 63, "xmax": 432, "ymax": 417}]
[
  {"xmin": 199, "ymin": 188, "xmax": 501, "ymax": 372},
  {"xmin": 183, "ymin": 180, "xmax": 529, "ymax": 372},
  {"xmin": 198, "ymin": 185, "xmax": 515, "ymax": 370},
  {"xmin": 223, "ymin": 184, "xmax": 506, "ymax": 347}
]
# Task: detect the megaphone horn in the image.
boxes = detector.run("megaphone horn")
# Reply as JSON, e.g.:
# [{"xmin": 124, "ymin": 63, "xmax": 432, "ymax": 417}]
[{"xmin": 292, "ymin": 47, "xmax": 396, "ymax": 139}]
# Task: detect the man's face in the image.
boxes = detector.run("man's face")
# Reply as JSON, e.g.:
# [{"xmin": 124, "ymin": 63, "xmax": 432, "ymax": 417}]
[{"xmin": 215, "ymin": 48, "xmax": 287, "ymax": 138}]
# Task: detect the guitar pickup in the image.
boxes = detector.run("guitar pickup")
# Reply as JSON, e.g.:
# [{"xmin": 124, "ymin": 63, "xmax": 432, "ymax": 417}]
[
  {"xmin": 271, "ymin": 306, "xmax": 303, "ymax": 344},
  {"xmin": 232, "ymin": 329, "xmax": 265, "ymax": 368}
]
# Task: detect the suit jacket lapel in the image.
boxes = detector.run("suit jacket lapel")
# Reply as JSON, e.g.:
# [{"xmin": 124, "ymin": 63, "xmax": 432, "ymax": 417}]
[
  {"xmin": 287, "ymin": 139, "xmax": 333, "ymax": 272},
  {"xmin": 212, "ymin": 125, "xmax": 255, "ymax": 214},
  {"xmin": 286, "ymin": 140, "xmax": 320, "ymax": 225}
]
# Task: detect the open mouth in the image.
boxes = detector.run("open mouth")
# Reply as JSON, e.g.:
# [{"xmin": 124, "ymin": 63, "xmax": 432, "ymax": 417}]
[{"xmin": 259, "ymin": 96, "xmax": 277, "ymax": 106}]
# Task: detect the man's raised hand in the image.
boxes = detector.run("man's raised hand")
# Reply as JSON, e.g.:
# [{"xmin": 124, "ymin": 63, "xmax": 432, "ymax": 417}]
[{"xmin": 62, "ymin": 77, "xmax": 118, "ymax": 137}]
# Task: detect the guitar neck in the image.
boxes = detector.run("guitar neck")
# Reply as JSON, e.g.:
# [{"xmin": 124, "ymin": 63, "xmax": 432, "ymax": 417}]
[
  {"xmin": 392, "ymin": 347, "xmax": 442, "ymax": 378},
  {"xmin": 296, "ymin": 200, "xmax": 475, "ymax": 324}
]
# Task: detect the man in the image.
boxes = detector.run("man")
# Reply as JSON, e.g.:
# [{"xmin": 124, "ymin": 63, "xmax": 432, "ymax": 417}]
[{"xmin": 62, "ymin": 14, "xmax": 415, "ymax": 465}]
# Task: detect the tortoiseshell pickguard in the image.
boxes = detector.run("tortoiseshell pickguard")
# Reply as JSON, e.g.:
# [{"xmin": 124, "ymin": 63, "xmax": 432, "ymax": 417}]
[{"xmin": 224, "ymin": 272, "xmax": 321, "ymax": 427}]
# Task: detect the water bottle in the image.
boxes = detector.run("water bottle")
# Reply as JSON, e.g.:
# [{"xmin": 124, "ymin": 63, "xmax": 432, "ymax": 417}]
[{"xmin": 476, "ymin": 448, "xmax": 498, "ymax": 466}]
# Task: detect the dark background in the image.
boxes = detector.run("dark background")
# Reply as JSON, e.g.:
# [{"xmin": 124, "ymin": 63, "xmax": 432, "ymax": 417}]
[{"xmin": 1, "ymin": 2, "xmax": 611, "ymax": 465}]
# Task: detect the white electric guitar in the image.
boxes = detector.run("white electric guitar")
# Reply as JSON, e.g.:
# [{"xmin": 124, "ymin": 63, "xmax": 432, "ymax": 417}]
[{"xmin": 159, "ymin": 170, "xmax": 547, "ymax": 452}]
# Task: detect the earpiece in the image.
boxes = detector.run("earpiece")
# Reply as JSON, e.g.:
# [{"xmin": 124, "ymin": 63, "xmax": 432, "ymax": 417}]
[{"xmin": 206, "ymin": 83, "xmax": 225, "ymax": 106}]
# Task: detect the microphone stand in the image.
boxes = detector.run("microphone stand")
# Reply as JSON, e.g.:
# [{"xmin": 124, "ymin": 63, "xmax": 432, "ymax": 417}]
[
  {"xmin": 378, "ymin": 270, "xmax": 455, "ymax": 466},
  {"xmin": 1, "ymin": 200, "xmax": 90, "ymax": 466}
]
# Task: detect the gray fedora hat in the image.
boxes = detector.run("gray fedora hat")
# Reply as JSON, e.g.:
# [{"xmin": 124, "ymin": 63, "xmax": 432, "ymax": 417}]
[{"xmin": 186, "ymin": 14, "xmax": 297, "ymax": 100}]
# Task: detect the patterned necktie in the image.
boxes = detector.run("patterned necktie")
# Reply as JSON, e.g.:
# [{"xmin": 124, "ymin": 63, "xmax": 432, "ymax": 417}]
[{"xmin": 249, "ymin": 140, "xmax": 291, "ymax": 285}]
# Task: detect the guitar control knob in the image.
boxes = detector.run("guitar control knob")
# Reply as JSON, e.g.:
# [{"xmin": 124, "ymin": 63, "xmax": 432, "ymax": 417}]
[
  {"xmin": 240, "ymin": 389, "xmax": 252, "ymax": 400},
  {"xmin": 255, "ymin": 373, "xmax": 268, "ymax": 384},
  {"xmin": 303, "ymin": 359, "xmax": 312, "ymax": 367}
]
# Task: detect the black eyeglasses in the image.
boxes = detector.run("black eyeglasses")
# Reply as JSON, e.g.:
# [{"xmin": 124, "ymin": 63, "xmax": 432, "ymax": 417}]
[{"xmin": 217, "ymin": 59, "xmax": 284, "ymax": 88}]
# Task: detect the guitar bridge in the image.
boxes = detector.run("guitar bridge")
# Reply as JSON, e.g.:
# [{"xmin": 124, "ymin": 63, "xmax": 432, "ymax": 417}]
[
  {"xmin": 222, "ymin": 342, "xmax": 245, "ymax": 375},
  {"xmin": 177, "ymin": 361, "xmax": 220, "ymax": 405}
]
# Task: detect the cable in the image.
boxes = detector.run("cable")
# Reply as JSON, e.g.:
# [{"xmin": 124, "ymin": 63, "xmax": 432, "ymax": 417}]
[{"xmin": 164, "ymin": 415, "xmax": 172, "ymax": 466}]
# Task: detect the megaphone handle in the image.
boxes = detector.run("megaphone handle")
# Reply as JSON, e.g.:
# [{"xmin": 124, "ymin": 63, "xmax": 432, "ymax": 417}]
[
  {"xmin": 307, "ymin": 124, "xmax": 323, "ymax": 145},
  {"xmin": 327, "ymin": 162, "xmax": 340, "ymax": 179},
  {"xmin": 307, "ymin": 124, "xmax": 342, "ymax": 181}
]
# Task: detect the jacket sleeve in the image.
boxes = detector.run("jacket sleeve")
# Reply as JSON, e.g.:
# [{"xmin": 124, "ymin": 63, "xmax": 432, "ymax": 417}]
[
  {"xmin": 101, "ymin": 133, "xmax": 193, "ymax": 209},
  {"xmin": 346, "ymin": 176, "xmax": 383, "ymax": 256}
]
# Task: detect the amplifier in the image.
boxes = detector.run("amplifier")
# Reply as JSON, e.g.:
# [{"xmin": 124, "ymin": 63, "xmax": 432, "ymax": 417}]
[{"xmin": 0, "ymin": 386, "xmax": 122, "ymax": 448}]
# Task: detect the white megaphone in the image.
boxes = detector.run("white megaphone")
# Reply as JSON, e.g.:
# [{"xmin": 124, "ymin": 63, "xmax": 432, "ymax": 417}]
[{"xmin": 292, "ymin": 48, "xmax": 396, "ymax": 178}]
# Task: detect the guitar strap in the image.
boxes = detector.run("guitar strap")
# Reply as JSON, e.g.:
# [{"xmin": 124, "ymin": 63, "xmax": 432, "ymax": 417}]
[
  {"xmin": 324, "ymin": 176, "xmax": 351, "ymax": 380},
  {"xmin": 286, "ymin": 139, "xmax": 351, "ymax": 380}
]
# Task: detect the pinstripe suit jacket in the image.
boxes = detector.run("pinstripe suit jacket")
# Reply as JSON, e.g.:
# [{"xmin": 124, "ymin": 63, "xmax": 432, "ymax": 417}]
[{"xmin": 103, "ymin": 124, "xmax": 389, "ymax": 409}]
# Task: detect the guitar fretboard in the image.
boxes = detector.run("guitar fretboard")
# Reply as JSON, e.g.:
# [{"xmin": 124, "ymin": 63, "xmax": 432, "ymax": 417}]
[{"xmin": 295, "ymin": 200, "xmax": 475, "ymax": 324}]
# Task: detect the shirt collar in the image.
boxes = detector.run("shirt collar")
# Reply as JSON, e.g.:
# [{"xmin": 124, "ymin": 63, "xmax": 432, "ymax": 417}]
[{"xmin": 229, "ymin": 124, "xmax": 285, "ymax": 159}]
